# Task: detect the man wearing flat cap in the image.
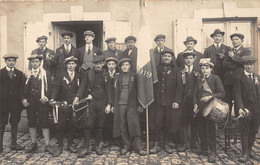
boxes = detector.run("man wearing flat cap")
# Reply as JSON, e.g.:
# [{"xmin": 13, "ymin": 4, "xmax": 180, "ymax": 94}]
[
  {"xmin": 176, "ymin": 36, "xmax": 203, "ymax": 69},
  {"xmin": 76, "ymin": 30, "xmax": 102, "ymax": 73},
  {"xmin": 54, "ymin": 32, "xmax": 77, "ymax": 75},
  {"xmin": 49, "ymin": 56, "xmax": 81, "ymax": 156},
  {"xmin": 102, "ymin": 37, "xmax": 123, "ymax": 60},
  {"xmin": 31, "ymin": 35, "xmax": 56, "ymax": 80},
  {"xmin": 73, "ymin": 55, "xmax": 113, "ymax": 157},
  {"xmin": 233, "ymin": 55, "xmax": 260, "ymax": 163},
  {"xmin": 119, "ymin": 36, "xmax": 138, "ymax": 73},
  {"xmin": 0, "ymin": 54, "xmax": 26, "ymax": 153}
]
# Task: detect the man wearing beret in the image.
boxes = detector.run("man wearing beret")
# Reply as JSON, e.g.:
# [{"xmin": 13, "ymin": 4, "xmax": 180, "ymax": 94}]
[
  {"xmin": 0, "ymin": 54, "xmax": 26, "ymax": 153},
  {"xmin": 176, "ymin": 36, "xmax": 203, "ymax": 69},
  {"xmin": 149, "ymin": 50, "xmax": 183, "ymax": 154},
  {"xmin": 152, "ymin": 34, "xmax": 176, "ymax": 67},
  {"xmin": 76, "ymin": 30, "xmax": 102, "ymax": 73},
  {"xmin": 23, "ymin": 54, "xmax": 54, "ymax": 154},
  {"xmin": 102, "ymin": 37, "xmax": 123, "ymax": 60},
  {"xmin": 31, "ymin": 35, "xmax": 56, "ymax": 80},
  {"xmin": 54, "ymin": 32, "xmax": 77, "ymax": 75},
  {"xmin": 233, "ymin": 56, "xmax": 260, "ymax": 162},
  {"xmin": 119, "ymin": 36, "xmax": 138, "ymax": 73},
  {"xmin": 49, "ymin": 56, "xmax": 81, "ymax": 156},
  {"xmin": 73, "ymin": 55, "xmax": 113, "ymax": 157}
]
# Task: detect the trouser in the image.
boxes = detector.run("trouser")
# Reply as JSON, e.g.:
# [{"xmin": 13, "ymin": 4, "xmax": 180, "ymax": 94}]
[
  {"xmin": 239, "ymin": 105, "xmax": 260, "ymax": 155},
  {"xmin": 224, "ymin": 85, "xmax": 234, "ymax": 116},
  {"xmin": 118, "ymin": 104, "xmax": 142, "ymax": 151},
  {"xmin": 83, "ymin": 98, "xmax": 106, "ymax": 148}
]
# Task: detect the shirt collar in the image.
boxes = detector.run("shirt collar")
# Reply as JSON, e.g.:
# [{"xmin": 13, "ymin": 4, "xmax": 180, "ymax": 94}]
[
  {"xmin": 203, "ymin": 74, "xmax": 211, "ymax": 79},
  {"xmin": 64, "ymin": 44, "xmax": 72, "ymax": 48},
  {"xmin": 185, "ymin": 65, "xmax": 193, "ymax": 71},
  {"xmin": 233, "ymin": 45, "xmax": 242, "ymax": 50},
  {"xmin": 244, "ymin": 70, "xmax": 253, "ymax": 76},
  {"xmin": 6, "ymin": 66, "xmax": 14, "ymax": 72},
  {"xmin": 40, "ymin": 47, "xmax": 46, "ymax": 51},
  {"xmin": 157, "ymin": 46, "xmax": 164, "ymax": 52},
  {"xmin": 214, "ymin": 43, "xmax": 221, "ymax": 48},
  {"xmin": 67, "ymin": 69, "xmax": 74, "ymax": 74},
  {"xmin": 32, "ymin": 68, "xmax": 40, "ymax": 73},
  {"xmin": 86, "ymin": 43, "xmax": 93, "ymax": 49}
]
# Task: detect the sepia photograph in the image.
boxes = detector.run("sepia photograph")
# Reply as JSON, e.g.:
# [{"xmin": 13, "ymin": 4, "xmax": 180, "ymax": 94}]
[{"xmin": 0, "ymin": 0, "xmax": 260, "ymax": 164}]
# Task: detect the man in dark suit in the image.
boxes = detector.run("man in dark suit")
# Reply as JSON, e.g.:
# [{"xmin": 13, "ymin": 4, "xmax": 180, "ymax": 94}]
[
  {"xmin": 0, "ymin": 54, "xmax": 25, "ymax": 153},
  {"xmin": 76, "ymin": 30, "xmax": 102, "ymax": 73},
  {"xmin": 49, "ymin": 56, "xmax": 81, "ymax": 157},
  {"xmin": 204, "ymin": 29, "xmax": 230, "ymax": 82},
  {"xmin": 233, "ymin": 56, "xmax": 260, "ymax": 163},
  {"xmin": 177, "ymin": 52, "xmax": 200, "ymax": 153},
  {"xmin": 119, "ymin": 36, "xmax": 138, "ymax": 73},
  {"xmin": 30, "ymin": 36, "xmax": 56, "ymax": 80},
  {"xmin": 176, "ymin": 36, "xmax": 203, "ymax": 68},
  {"xmin": 73, "ymin": 55, "xmax": 112, "ymax": 158},
  {"xmin": 54, "ymin": 32, "xmax": 77, "ymax": 75},
  {"xmin": 102, "ymin": 37, "xmax": 123, "ymax": 60}
]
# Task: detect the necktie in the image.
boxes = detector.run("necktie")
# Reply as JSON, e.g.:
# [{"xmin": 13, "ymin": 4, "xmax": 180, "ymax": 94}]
[
  {"xmin": 248, "ymin": 74, "xmax": 253, "ymax": 80},
  {"xmin": 160, "ymin": 47, "xmax": 163, "ymax": 52},
  {"xmin": 66, "ymin": 45, "xmax": 69, "ymax": 53},
  {"xmin": 87, "ymin": 46, "xmax": 91, "ymax": 54},
  {"xmin": 33, "ymin": 71, "xmax": 38, "ymax": 77},
  {"xmin": 216, "ymin": 44, "xmax": 219, "ymax": 49},
  {"xmin": 8, "ymin": 69, "xmax": 14, "ymax": 79},
  {"xmin": 69, "ymin": 72, "xmax": 74, "ymax": 80},
  {"xmin": 188, "ymin": 66, "xmax": 191, "ymax": 74}
]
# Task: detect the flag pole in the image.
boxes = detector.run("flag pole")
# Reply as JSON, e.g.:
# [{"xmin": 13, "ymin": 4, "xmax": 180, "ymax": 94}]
[{"xmin": 146, "ymin": 107, "xmax": 149, "ymax": 155}]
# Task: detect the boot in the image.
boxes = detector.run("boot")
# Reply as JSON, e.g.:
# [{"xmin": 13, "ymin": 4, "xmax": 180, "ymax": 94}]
[
  {"xmin": 238, "ymin": 154, "xmax": 248, "ymax": 163},
  {"xmin": 94, "ymin": 129, "xmax": 103, "ymax": 155},
  {"xmin": 45, "ymin": 145, "xmax": 55, "ymax": 155},
  {"xmin": 208, "ymin": 151, "xmax": 216, "ymax": 163},
  {"xmin": 10, "ymin": 125, "xmax": 24, "ymax": 151},
  {"xmin": 54, "ymin": 137, "xmax": 63, "ymax": 157},
  {"xmin": 78, "ymin": 130, "xmax": 91, "ymax": 158},
  {"xmin": 95, "ymin": 143, "xmax": 103, "ymax": 155},
  {"xmin": 164, "ymin": 143, "xmax": 173, "ymax": 154},
  {"xmin": 0, "ymin": 125, "xmax": 5, "ymax": 153},
  {"xmin": 150, "ymin": 142, "xmax": 159, "ymax": 154},
  {"xmin": 177, "ymin": 143, "xmax": 188, "ymax": 152},
  {"xmin": 120, "ymin": 145, "xmax": 130, "ymax": 155},
  {"xmin": 67, "ymin": 138, "xmax": 78, "ymax": 153},
  {"xmin": 25, "ymin": 143, "xmax": 37, "ymax": 153},
  {"xmin": 78, "ymin": 147, "xmax": 90, "ymax": 158}
]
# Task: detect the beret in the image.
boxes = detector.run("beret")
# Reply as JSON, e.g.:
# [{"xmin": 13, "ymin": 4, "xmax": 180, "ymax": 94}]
[
  {"xmin": 124, "ymin": 36, "xmax": 136, "ymax": 43},
  {"xmin": 183, "ymin": 36, "xmax": 197, "ymax": 45},
  {"xmin": 118, "ymin": 58, "xmax": 131, "ymax": 67},
  {"xmin": 27, "ymin": 54, "xmax": 43, "ymax": 61},
  {"xmin": 105, "ymin": 57, "xmax": 118, "ymax": 63},
  {"xmin": 36, "ymin": 35, "xmax": 48, "ymax": 43},
  {"xmin": 154, "ymin": 34, "xmax": 166, "ymax": 42},
  {"xmin": 199, "ymin": 58, "xmax": 214, "ymax": 68},
  {"xmin": 64, "ymin": 56, "xmax": 78, "ymax": 64},
  {"xmin": 105, "ymin": 37, "xmax": 117, "ymax": 43},
  {"xmin": 93, "ymin": 55, "xmax": 105, "ymax": 64},
  {"xmin": 230, "ymin": 33, "xmax": 244, "ymax": 40},
  {"xmin": 61, "ymin": 32, "xmax": 73, "ymax": 38},
  {"xmin": 210, "ymin": 29, "xmax": 225, "ymax": 38},
  {"xmin": 3, "ymin": 53, "xmax": 18, "ymax": 60},
  {"xmin": 241, "ymin": 56, "xmax": 256, "ymax": 64},
  {"xmin": 182, "ymin": 51, "xmax": 196, "ymax": 58},
  {"xmin": 83, "ymin": 30, "xmax": 95, "ymax": 38},
  {"xmin": 161, "ymin": 49, "xmax": 174, "ymax": 56}
]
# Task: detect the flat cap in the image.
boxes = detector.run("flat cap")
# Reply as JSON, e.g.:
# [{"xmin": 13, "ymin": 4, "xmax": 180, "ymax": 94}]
[
  {"xmin": 161, "ymin": 49, "xmax": 174, "ymax": 56},
  {"xmin": 154, "ymin": 34, "xmax": 166, "ymax": 42},
  {"xmin": 199, "ymin": 58, "xmax": 214, "ymax": 68},
  {"xmin": 183, "ymin": 36, "xmax": 197, "ymax": 45},
  {"xmin": 124, "ymin": 36, "xmax": 136, "ymax": 43},
  {"xmin": 210, "ymin": 29, "xmax": 225, "ymax": 38},
  {"xmin": 241, "ymin": 56, "xmax": 256, "ymax": 64},
  {"xmin": 105, "ymin": 37, "xmax": 116, "ymax": 43},
  {"xmin": 105, "ymin": 57, "xmax": 118, "ymax": 63},
  {"xmin": 93, "ymin": 55, "xmax": 105, "ymax": 64},
  {"xmin": 118, "ymin": 58, "xmax": 131, "ymax": 67},
  {"xmin": 230, "ymin": 33, "xmax": 244, "ymax": 40},
  {"xmin": 83, "ymin": 30, "xmax": 95, "ymax": 38},
  {"xmin": 182, "ymin": 51, "xmax": 196, "ymax": 58},
  {"xmin": 61, "ymin": 32, "xmax": 73, "ymax": 38},
  {"xmin": 27, "ymin": 54, "xmax": 43, "ymax": 61},
  {"xmin": 64, "ymin": 56, "xmax": 78, "ymax": 64},
  {"xmin": 36, "ymin": 35, "xmax": 48, "ymax": 43},
  {"xmin": 3, "ymin": 53, "xmax": 18, "ymax": 60}
]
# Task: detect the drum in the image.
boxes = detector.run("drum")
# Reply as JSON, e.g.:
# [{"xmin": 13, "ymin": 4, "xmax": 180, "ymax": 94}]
[
  {"xmin": 203, "ymin": 98, "xmax": 230, "ymax": 124},
  {"xmin": 71, "ymin": 98, "xmax": 89, "ymax": 128}
]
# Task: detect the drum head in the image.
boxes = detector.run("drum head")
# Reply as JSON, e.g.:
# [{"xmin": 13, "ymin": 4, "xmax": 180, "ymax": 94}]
[{"xmin": 203, "ymin": 99, "xmax": 215, "ymax": 117}]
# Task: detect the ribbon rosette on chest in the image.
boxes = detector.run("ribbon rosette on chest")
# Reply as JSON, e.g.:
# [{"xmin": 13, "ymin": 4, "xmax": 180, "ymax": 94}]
[
  {"xmin": 77, "ymin": 78, "xmax": 80, "ymax": 86},
  {"xmin": 114, "ymin": 79, "xmax": 117, "ymax": 88},
  {"xmin": 60, "ymin": 49, "xmax": 63, "ymax": 54},
  {"xmin": 255, "ymin": 77, "xmax": 259, "ymax": 85},
  {"xmin": 94, "ymin": 53, "xmax": 97, "ymax": 56},
  {"xmin": 181, "ymin": 69, "xmax": 187, "ymax": 85},
  {"xmin": 167, "ymin": 70, "xmax": 171, "ymax": 74},
  {"xmin": 131, "ymin": 77, "xmax": 135, "ymax": 81},
  {"xmin": 194, "ymin": 71, "xmax": 201, "ymax": 77},
  {"xmin": 237, "ymin": 50, "xmax": 242, "ymax": 55},
  {"xmin": 63, "ymin": 77, "xmax": 70, "ymax": 84},
  {"xmin": 222, "ymin": 49, "xmax": 226, "ymax": 54}
]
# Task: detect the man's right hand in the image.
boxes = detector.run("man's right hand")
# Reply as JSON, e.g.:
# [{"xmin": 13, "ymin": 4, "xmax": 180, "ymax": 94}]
[
  {"xmin": 239, "ymin": 109, "xmax": 245, "ymax": 116},
  {"xmin": 193, "ymin": 104, "xmax": 199, "ymax": 114},
  {"xmin": 73, "ymin": 97, "xmax": 80, "ymax": 105},
  {"xmin": 22, "ymin": 99, "xmax": 30, "ymax": 107}
]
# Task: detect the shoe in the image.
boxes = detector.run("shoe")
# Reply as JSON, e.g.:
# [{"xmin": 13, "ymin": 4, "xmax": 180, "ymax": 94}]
[
  {"xmin": 25, "ymin": 143, "xmax": 37, "ymax": 153},
  {"xmin": 10, "ymin": 143, "xmax": 25, "ymax": 151},
  {"xmin": 67, "ymin": 145, "xmax": 78, "ymax": 153},
  {"xmin": 120, "ymin": 146, "xmax": 130, "ymax": 155},
  {"xmin": 136, "ymin": 149, "xmax": 147, "ymax": 156},
  {"xmin": 177, "ymin": 143, "xmax": 187, "ymax": 152},
  {"xmin": 164, "ymin": 144, "xmax": 173, "ymax": 154},
  {"xmin": 95, "ymin": 145, "xmax": 103, "ymax": 155},
  {"xmin": 208, "ymin": 152, "xmax": 216, "ymax": 163},
  {"xmin": 45, "ymin": 145, "xmax": 55, "ymax": 155},
  {"xmin": 110, "ymin": 145, "xmax": 121, "ymax": 151},
  {"xmin": 53, "ymin": 147, "xmax": 63, "ymax": 157},
  {"xmin": 249, "ymin": 152, "xmax": 260, "ymax": 161},
  {"xmin": 78, "ymin": 148, "xmax": 90, "ymax": 158},
  {"xmin": 149, "ymin": 142, "xmax": 159, "ymax": 154},
  {"xmin": 102, "ymin": 140, "xmax": 110, "ymax": 148},
  {"xmin": 238, "ymin": 154, "xmax": 248, "ymax": 163}
]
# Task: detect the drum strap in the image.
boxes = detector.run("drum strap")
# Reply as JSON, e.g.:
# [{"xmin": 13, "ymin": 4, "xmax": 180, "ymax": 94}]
[{"xmin": 201, "ymin": 77, "xmax": 213, "ymax": 94}]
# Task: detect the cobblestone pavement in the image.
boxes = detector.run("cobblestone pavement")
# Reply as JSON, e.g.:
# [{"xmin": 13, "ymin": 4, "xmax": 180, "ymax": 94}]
[{"xmin": 1, "ymin": 132, "xmax": 260, "ymax": 165}]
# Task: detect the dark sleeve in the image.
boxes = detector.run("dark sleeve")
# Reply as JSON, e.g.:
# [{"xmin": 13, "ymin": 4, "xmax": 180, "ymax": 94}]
[
  {"xmin": 50, "ymin": 74, "xmax": 62, "ymax": 100},
  {"xmin": 233, "ymin": 79, "xmax": 245, "ymax": 110},
  {"xmin": 76, "ymin": 71, "xmax": 89, "ymax": 98},
  {"xmin": 193, "ymin": 81, "xmax": 199, "ymax": 105},
  {"xmin": 231, "ymin": 48, "xmax": 251, "ymax": 63},
  {"xmin": 106, "ymin": 78, "xmax": 114, "ymax": 105},
  {"xmin": 19, "ymin": 72, "xmax": 26, "ymax": 101},
  {"xmin": 211, "ymin": 75, "xmax": 225, "ymax": 99},
  {"xmin": 176, "ymin": 53, "xmax": 182, "ymax": 68},
  {"xmin": 46, "ymin": 71, "xmax": 52, "ymax": 98},
  {"xmin": 203, "ymin": 48, "xmax": 209, "ymax": 58},
  {"xmin": 174, "ymin": 69, "xmax": 184, "ymax": 104}
]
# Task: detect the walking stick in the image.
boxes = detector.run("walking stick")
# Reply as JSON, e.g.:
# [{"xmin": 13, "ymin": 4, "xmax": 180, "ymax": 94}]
[{"xmin": 146, "ymin": 107, "xmax": 149, "ymax": 155}]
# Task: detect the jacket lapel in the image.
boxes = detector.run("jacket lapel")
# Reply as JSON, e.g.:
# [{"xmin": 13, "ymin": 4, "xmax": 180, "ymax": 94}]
[{"xmin": 128, "ymin": 71, "xmax": 135, "ymax": 97}]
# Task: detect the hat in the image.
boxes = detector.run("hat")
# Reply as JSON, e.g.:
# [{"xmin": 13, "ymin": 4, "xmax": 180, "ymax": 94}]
[
  {"xmin": 199, "ymin": 58, "xmax": 214, "ymax": 68},
  {"xmin": 83, "ymin": 30, "xmax": 95, "ymax": 38},
  {"xmin": 183, "ymin": 36, "xmax": 197, "ymax": 45},
  {"xmin": 230, "ymin": 33, "xmax": 244, "ymax": 40},
  {"xmin": 105, "ymin": 37, "xmax": 116, "ymax": 43},
  {"xmin": 161, "ymin": 49, "xmax": 174, "ymax": 56},
  {"xmin": 118, "ymin": 58, "xmax": 131, "ymax": 67},
  {"xmin": 154, "ymin": 34, "xmax": 166, "ymax": 42},
  {"xmin": 210, "ymin": 29, "xmax": 225, "ymax": 38},
  {"xmin": 61, "ymin": 32, "xmax": 73, "ymax": 38},
  {"xmin": 124, "ymin": 36, "xmax": 137, "ymax": 43},
  {"xmin": 64, "ymin": 56, "xmax": 78, "ymax": 64},
  {"xmin": 36, "ymin": 36, "xmax": 48, "ymax": 43},
  {"xmin": 182, "ymin": 51, "xmax": 196, "ymax": 58},
  {"xmin": 105, "ymin": 57, "xmax": 118, "ymax": 63},
  {"xmin": 3, "ymin": 53, "xmax": 18, "ymax": 60},
  {"xmin": 93, "ymin": 55, "xmax": 105, "ymax": 64},
  {"xmin": 27, "ymin": 54, "xmax": 43, "ymax": 61},
  {"xmin": 241, "ymin": 56, "xmax": 256, "ymax": 64}
]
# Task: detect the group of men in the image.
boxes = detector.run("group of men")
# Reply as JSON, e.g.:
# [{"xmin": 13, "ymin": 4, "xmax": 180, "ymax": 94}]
[{"xmin": 0, "ymin": 28, "xmax": 260, "ymax": 163}]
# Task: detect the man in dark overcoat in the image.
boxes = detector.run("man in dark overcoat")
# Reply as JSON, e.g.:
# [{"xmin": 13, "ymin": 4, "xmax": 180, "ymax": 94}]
[
  {"xmin": 102, "ymin": 37, "xmax": 123, "ymax": 60},
  {"xmin": 0, "ymin": 54, "xmax": 25, "ymax": 153},
  {"xmin": 233, "ymin": 56, "xmax": 260, "ymax": 163}
]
